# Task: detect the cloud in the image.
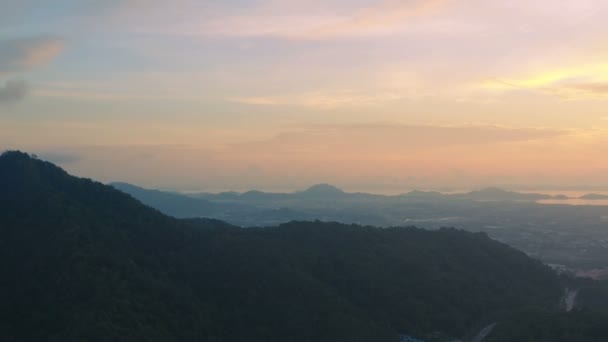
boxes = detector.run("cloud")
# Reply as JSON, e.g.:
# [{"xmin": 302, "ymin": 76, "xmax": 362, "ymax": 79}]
[
  {"xmin": 230, "ymin": 90, "xmax": 406, "ymax": 109},
  {"xmin": 301, "ymin": 0, "xmax": 450, "ymax": 39},
  {"xmin": 227, "ymin": 124, "xmax": 567, "ymax": 157},
  {"xmin": 0, "ymin": 37, "xmax": 65, "ymax": 73},
  {"xmin": 564, "ymin": 82, "xmax": 608, "ymax": 96},
  {"xmin": 0, "ymin": 79, "xmax": 28, "ymax": 105},
  {"xmin": 479, "ymin": 63, "xmax": 608, "ymax": 99},
  {"xmin": 128, "ymin": 0, "xmax": 451, "ymax": 40},
  {"xmin": 164, "ymin": 123, "xmax": 577, "ymax": 190}
]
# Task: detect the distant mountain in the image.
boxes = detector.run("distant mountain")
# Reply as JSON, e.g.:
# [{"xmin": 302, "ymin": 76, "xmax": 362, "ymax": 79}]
[
  {"xmin": 453, "ymin": 187, "xmax": 560, "ymax": 201},
  {"xmin": 198, "ymin": 183, "xmax": 376, "ymax": 203},
  {"xmin": 111, "ymin": 182, "xmax": 217, "ymax": 216},
  {"xmin": 1, "ymin": 151, "xmax": 590, "ymax": 341},
  {"xmin": 111, "ymin": 182, "xmax": 253, "ymax": 219},
  {"xmin": 111, "ymin": 183, "xmax": 585, "ymax": 231},
  {"xmin": 113, "ymin": 182, "xmax": 318, "ymax": 225},
  {"xmin": 191, "ymin": 185, "xmax": 568, "ymax": 204},
  {"xmin": 400, "ymin": 190, "xmax": 446, "ymax": 200},
  {"xmin": 580, "ymin": 193, "xmax": 608, "ymax": 200},
  {"xmin": 309, "ymin": 183, "xmax": 342, "ymax": 192},
  {"xmin": 294, "ymin": 184, "xmax": 348, "ymax": 200},
  {"xmin": 239, "ymin": 190, "xmax": 291, "ymax": 201}
]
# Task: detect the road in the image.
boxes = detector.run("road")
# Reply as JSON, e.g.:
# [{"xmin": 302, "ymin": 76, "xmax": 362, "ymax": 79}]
[
  {"xmin": 564, "ymin": 288, "xmax": 579, "ymax": 312},
  {"xmin": 471, "ymin": 323, "xmax": 496, "ymax": 342}
]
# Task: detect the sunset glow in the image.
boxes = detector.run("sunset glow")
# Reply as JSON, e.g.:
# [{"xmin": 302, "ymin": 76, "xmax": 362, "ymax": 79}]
[{"xmin": 2, "ymin": 0, "xmax": 608, "ymax": 191}]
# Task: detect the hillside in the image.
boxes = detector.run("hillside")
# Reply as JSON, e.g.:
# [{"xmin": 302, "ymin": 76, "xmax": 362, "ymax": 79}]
[
  {"xmin": 0, "ymin": 151, "xmax": 585, "ymax": 341},
  {"xmin": 486, "ymin": 307, "xmax": 608, "ymax": 342},
  {"xmin": 110, "ymin": 182, "xmax": 253, "ymax": 219}
]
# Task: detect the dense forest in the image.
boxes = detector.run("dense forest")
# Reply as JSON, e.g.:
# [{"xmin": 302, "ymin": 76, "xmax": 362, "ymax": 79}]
[
  {"xmin": 486, "ymin": 307, "xmax": 608, "ymax": 341},
  {"xmin": 1, "ymin": 151, "xmax": 607, "ymax": 341}
]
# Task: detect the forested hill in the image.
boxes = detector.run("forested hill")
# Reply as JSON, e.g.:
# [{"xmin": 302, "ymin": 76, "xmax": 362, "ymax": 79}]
[{"xmin": 0, "ymin": 151, "xmax": 573, "ymax": 341}]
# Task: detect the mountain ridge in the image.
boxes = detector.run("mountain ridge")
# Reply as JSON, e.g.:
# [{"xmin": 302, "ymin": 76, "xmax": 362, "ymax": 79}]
[{"xmin": 0, "ymin": 150, "xmax": 574, "ymax": 341}]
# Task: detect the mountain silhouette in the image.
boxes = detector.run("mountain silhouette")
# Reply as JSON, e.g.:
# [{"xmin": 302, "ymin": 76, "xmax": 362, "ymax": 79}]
[{"xmin": 0, "ymin": 151, "xmax": 577, "ymax": 341}]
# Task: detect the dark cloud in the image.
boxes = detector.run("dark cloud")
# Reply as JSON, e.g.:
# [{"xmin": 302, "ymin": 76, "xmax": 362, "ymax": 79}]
[
  {"xmin": 0, "ymin": 79, "xmax": 28, "ymax": 105},
  {"xmin": 0, "ymin": 36, "xmax": 63, "ymax": 105}
]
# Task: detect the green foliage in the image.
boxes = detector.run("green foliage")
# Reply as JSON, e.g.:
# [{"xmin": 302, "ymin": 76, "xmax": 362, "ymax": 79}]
[
  {"xmin": 487, "ymin": 307, "xmax": 608, "ymax": 342},
  {"xmin": 0, "ymin": 151, "xmax": 602, "ymax": 341},
  {"xmin": 577, "ymin": 280, "xmax": 608, "ymax": 314}
]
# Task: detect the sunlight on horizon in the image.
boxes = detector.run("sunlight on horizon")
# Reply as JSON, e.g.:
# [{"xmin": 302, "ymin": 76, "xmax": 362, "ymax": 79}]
[{"xmin": 2, "ymin": 0, "xmax": 608, "ymax": 191}]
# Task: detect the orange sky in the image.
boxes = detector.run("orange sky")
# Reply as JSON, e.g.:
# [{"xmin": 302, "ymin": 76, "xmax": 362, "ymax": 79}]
[{"xmin": 2, "ymin": 1, "xmax": 608, "ymax": 191}]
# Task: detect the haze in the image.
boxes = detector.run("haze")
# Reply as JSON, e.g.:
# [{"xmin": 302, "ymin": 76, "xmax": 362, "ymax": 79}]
[{"xmin": 2, "ymin": 0, "xmax": 608, "ymax": 192}]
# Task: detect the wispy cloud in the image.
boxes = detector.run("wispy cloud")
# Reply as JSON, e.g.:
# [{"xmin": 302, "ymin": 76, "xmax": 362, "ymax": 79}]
[
  {"xmin": 118, "ymin": 0, "xmax": 451, "ymax": 40},
  {"xmin": 480, "ymin": 63, "xmax": 608, "ymax": 99},
  {"xmin": 298, "ymin": 0, "xmax": 450, "ymax": 39},
  {"xmin": 227, "ymin": 124, "xmax": 567, "ymax": 156},
  {"xmin": 0, "ymin": 36, "xmax": 65, "ymax": 73},
  {"xmin": 0, "ymin": 37, "xmax": 64, "ymax": 105},
  {"xmin": 562, "ymin": 82, "xmax": 608, "ymax": 97},
  {"xmin": 230, "ymin": 90, "xmax": 406, "ymax": 109}
]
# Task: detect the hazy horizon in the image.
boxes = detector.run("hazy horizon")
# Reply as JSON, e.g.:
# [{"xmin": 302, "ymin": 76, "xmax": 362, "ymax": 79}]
[
  {"xmin": 3, "ymin": 1, "xmax": 608, "ymax": 190},
  {"xmin": 109, "ymin": 176, "xmax": 608, "ymax": 198},
  {"xmin": 4, "ymin": 3, "xmax": 608, "ymax": 339}
]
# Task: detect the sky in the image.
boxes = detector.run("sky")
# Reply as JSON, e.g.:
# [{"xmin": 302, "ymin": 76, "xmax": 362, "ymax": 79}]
[{"xmin": 2, "ymin": 0, "xmax": 608, "ymax": 193}]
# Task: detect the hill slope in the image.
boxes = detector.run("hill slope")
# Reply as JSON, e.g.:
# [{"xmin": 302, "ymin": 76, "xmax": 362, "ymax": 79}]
[
  {"xmin": 110, "ymin": 182, "xmax": 254, "ymax": 219},
  {"xmin": 0, "ymin": 151, "xmax": 570, "ymax": 341}
]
